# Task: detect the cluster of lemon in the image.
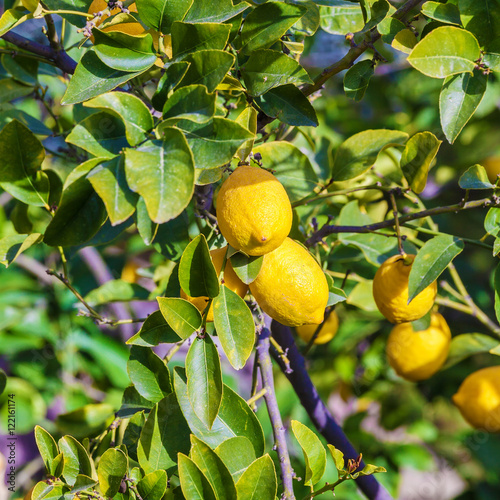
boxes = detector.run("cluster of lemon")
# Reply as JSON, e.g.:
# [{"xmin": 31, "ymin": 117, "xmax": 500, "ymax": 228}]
[
  {"xmin": 374, "ymin": 254, "xmax": 500, "ymax": 432},
  {"xmin": 184, "ymin": 166, "xmax": 329, "ymax": 328}
]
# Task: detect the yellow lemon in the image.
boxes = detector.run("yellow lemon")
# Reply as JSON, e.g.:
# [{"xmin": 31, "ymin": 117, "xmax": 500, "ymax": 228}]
[
  {"xmin": 295, "ymin": 310, "xmax": 339, "ymax": 344},
  {"xmin": 216, "ymin": 166, "xmax": 293, "ymax": 256},
  {"xmin": 453, "ymin": 366, "xmax": 500, "ymax": 432},
  {"xmin": 249, "ymin": 237, "xmax": 329, "ymax": 326},
  {"xmin": 181, "ymin": 246, "xmax": 248, "ymax": 322},
  {"xmin": 88, "ymin": 1, "xmax": 144, "ymax": 40},
  {"xmin": 386, "ymin": 313, "xmax": 451, "ymax": 381},
  {"xmin": 372, "ymin": 254, "xmax": 437, "ymax": 323}
]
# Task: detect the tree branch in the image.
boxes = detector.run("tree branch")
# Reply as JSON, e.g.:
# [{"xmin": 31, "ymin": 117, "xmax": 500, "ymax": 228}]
[
  {"xmin": 1, "ymin": 31, "xmax": 77, "ymax": 74},
  {"xmin": 270, "ymin": 321, "xmax": 393, "ymax": 500},
  {"xmin": 306, "ymin": 196, "xmax": 500, "ymax": 247},
  {"xmin": 257, "ymin": 327, "xmax": 296, "ymax": 500}
]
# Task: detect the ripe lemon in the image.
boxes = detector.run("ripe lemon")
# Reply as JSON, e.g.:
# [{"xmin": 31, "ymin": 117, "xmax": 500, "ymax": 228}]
[
  {"xmin": 88, "ymin": 0, "xmax": 144, "ymax": 38},
  {"xmin": 216, "ymin": 166, "xmax": 293, "ymax": 256},
  {"xmin": 386, "ymin": 313, "xmax": 451, "ymax": 381},
  {"xmin": 181, "ymin": 246, "xmax": 248, "ymax": 322},
  {"xmin": 453, "ymin": 366, "xmax": 500, "ymax": 432},
  {"xmin": 372, "ymin": 254, "xmax": 437, "ymax": 323},
  {"xmin": 249, "ymin": 237, "xmax": 329, "ymax": 326},
  {"xmin": 296, "ymin": 310, "xmax": 339, "ymax": 344}
]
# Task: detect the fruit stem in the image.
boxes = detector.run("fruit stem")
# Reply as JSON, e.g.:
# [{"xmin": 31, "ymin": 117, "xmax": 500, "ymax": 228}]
[{"xmin": 389, "ymin": 191, "xmax": 405, "ymax": 256}]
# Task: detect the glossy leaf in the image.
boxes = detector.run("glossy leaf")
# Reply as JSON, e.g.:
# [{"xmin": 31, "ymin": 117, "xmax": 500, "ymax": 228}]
[
  {"xmin": 215, "ymin": 437, "xmax": 256, "ymax": 482},
  {"xmin": 118, "ymin": 386, "xmax": 154, "ymax": 418},
  {"xmin": 162, "ymin": 84, "xmax": 216, "ymax": 124},
  {"xmin": 70, "ymin": 475, "xmax": 97, "ymax": 494},
  {"xmin": 459, "ymin": 0, "xmax": 500, "ymax": 48},
  {"xmin": 0, "ymin": 108, "xmax": 51, "ymax": 136},
  {"xmin": 128, "ymin": 346, "xmax": 172, "ymax": 403},
  {"xmin": 230, "ymin": 253, "xmax": 263, "ymax": 285},
  {"xmin": 137, "ymin": 470, "xmax": 168, "ymax": 500},
  {"xmin": 421, "ymin": 1, "xmax": 461, "ymax": 25},
  {"xmin": 332, "ymin": 129, "xmax": 409, "ymax": 182},
  {"xmin": 235, "ymin": 107, "xmax": 257, "ymax": 162},
  {"xmin": 186, "ymin": 335, "xmax": 223, "ymax": 429},
  {"xmin": 179, "ymin": 234, "xmax": 219, "ymax": 298},
  {"xmin": 62, "ymin": 50, "xmax": 146, "ymax": 105},
  {"xmin": 344, "ymin": 59, "xmax": 374, "ymax": 101},
  {"xmin": 172, "ymin": 21, "xmax": 231, "ymax": 59},
  {"xmin": 256, "ymin": 84, "xmax": 318, "ymax": 127},
  {"xmin": 84, "ymin": 92, "xmax": 154, "ymax": 146},
  {"xmin": 0, "ymin": 233, "xmax": 42, "ymax": 267},
  {"xmin": 0, "ymin": 7, "xmax": 32, "ymax": 36},
  {"xmin": 35, "ymin": 426, "xmax": 59, "ymax": 476},
  {"xmin": 408, "ymin": 26, "xmax": 480, "ymax": 78},
  {"xmin": 157, "ymin": 297, "xmax": 203, "ymax": 339},
  {"xmin": 495, "ymin": 263, "xmax": 500, "ymax": 325},
  {"xmin": 93, "ymin": 30, "xmax": 156, "ymax": 72},
  {"xmin": 136, "ymin": 0, "xmax": 193, "ymax": 33},
  {"xmin": 124, "ymin": 133, "xmax": 195, "ymax": 224},
  {"xmin": 319, "ymin": 2, "xmax": 364, "ymax": 35},
  {"xmin": 0, "ymin": 119, "xmax": 49, "ymax": 207},
  {"xmin": 378, "ymin": 16, "xmax": 406, "ymax": 43},
  {"xmin": 0, "ymin": 78, "xmax": 34, "ymax": 103},
  {"xmin": 485, "ymin": 207, "xmax": 500, "ymax": 237},
  {"xmin": 213, "ymin": 286, "xmax": 255, "ymax": 370},
  {"xmin": 241, "ymin": 2, "xmax": 306, "ymax": 54},
  {"xmin": 241, "ymin": 49, "xmax": 312, "ymax": 96},
  {"xmin": 443, "ymin": 333, "xmax": 499, "ymax": 369},
  {"xmin": 408, "ymin": 235, "xmax": 464, "ymax": 302},
  {"xmin": 173, "ymin": 368, "xmax": 265, "ymax": 455},
  {"xmin": 190, "ymin": 435, "xmax": 237, "ymax": 500},
  {"xmin": 184, "ymin": 0, "xmax": 247, "ymax": 23},
  {"xmin": 291, "ymin": 420, "xmax": 326, "ymax": 487},
  {"xmin": 252, "ymin": 141, "xmax": 318, "ymax": 202},
  {"xmin": 32, "ymin": 483, "xmax": 69, "ymax": 500},
  {"xmin": 98, "ymin": 448, "xmax": 128, "ymax": 498},
  {"xmin": 439, "ymin": 70, "xmax": 488, "ymax": 144},
  {"xmin": 235, "ymin": 455, "xmax": 277, "ymax": 500},
  {"xmin": 88, "ymin": 156, "xmax": 138, "ymax": 225},
  {"xmin": 178, "ymin": 453, "xmax": 217, "ymax": 500},
  {"xmin": 459, "ymin": 164, "xmax": 495, "ymax": 190},
  {"xmin": 127, "ymin": 310, "xmax": 182, "ymax": 346},
  {"xmin": 137, "ymin": 393, "xmax": 191, "ymax": 474},
  {"xmin": 58, "ymin": 435, "xmax": 93, "ymax": 486},
  {"xmin": 84, "ymin": 279, "xmax": 149, "ymax": 305},
  {"xmin": 56, "ymin": 404, "xmax": 114, "ymax": 439},
  {"xmin": 327, "ymin": 444, "xmax": 345, "ymax": 472},
  {"xmin": 152, "ymin": 61, "xmax": 190, "ymax": 111},
  {"xmin": 400, "ymin": 131, "xmax": 441, "ymax": 193}
]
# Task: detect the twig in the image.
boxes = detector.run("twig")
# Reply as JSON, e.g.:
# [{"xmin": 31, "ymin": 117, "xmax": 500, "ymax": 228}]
[
  {"xmin": 389, "ymin": 192, "xmax": 404, "ymax": 255},
  {"xmin": 257, "ymin": 327, "xmax": 296, "ymax": 500},
  {"xmin": 246, "ymin": 388, "xmax": 267, "ymax": 406},
  {"xmin": 270, "ymin": 320, "xmax": 393, "ymax": 500}
]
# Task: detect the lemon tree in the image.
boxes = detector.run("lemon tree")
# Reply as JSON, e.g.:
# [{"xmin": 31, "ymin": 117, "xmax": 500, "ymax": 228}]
[{"xmin": 2, "ymin": 0, "xmax": 500, "ymax": 499}]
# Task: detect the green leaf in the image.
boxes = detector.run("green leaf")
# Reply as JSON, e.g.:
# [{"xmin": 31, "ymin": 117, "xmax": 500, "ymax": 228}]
[
  {"xmin": 241, "ymin": 1, "xmax": 306, "ymax": 54},
  {"xmin": 0, "ymin": 7, "xmax": 32, "ymax": 36},
  {"xmin": 256, "ymin": 84, "xmax": 318, "ymax": 127},
  {"xmin": 215, "ymin": 437, "xmax": 256, "ymax": 482},
  {"xmin": 343, "ymin": 59, "xmax": 374, "ymax": 101},
  {"xmin": 235, "ymin": 455, "xmax": 277, "ymax": 500},
  {"xmin": 235, "ymin": 107, "xmax": 257, "ymax": 162},
  {"xmin": 2, "ymin": 54, "xmax": 38, "ymax": 86},
  {"xmin": 439, "ymin": 70, "xmax": 488, "ymax": 144},
  {"xmin": 213, "ymin": 286, "xmax": 255, "ymax": 370},
  {"xmin": 252, "ymin": 141, "xmax": 318, "ymax": 202},
  {"xmin": 137, "ymin": 470, "xmax": 168, "ymax": 500},
  {"xmin": 70, "ymin": 475, "xmax": 97, "ymax": 494},
  {"xmin": 87, "ymin": 156, "xmax": 138, "ymax": 225},
  {"xmin": 319, "ymin": 2, "xmax": 364, "ymax": 35},
  {"xmin": 495, "ymin": 263, "xmax": 500, "ymax": 325},
  {"xmin": 173, "ymin": 368, "xmax": 265, "ymax": 455},
  {"xmin": 58, "ymin": 435, "xmax": 93, "ymax": 486},
  {"xmin": 174, "ymin": 117, "xmax": 253, "ymax": 170},
  {"xmin": 0, "ymin": 78, "xmax": 34, "ymax": 103},
  {"xmin": 153, "ymin": 211, "xmax": 190, "ymax": 260},
  {"xmin": 400, "ymin": 131, "xmax": 442, "ymax": 194},
  {"xmin": 43, "ymin": 174, "xmax": 107, "ymax": 247},
  {"xmin": 377, "ymin": 16, "xmax": 406, "ymax": 43},
  {"xmin": 327, "ymin": 283, "xmax": 347, "ymax": 307},
  {"xmin": 84, "ymin": 279, "xmax": 149, "ymax": 305},
  {"xmin": 178, "ymin": 453, "xmax": 217, "ymax": 500},
  {"xmin": 157, "ymin": 297, "xmax": 203, "ymax": 339},
  {"xmin": 172, "ymin": 21, "xmax": 232, "ymax": 59},
  {"xmin": 184, "ymin": 0, "xmax": 248, "ymax": 23},
  {"xmin": 136, "ymin": 0, "xmax": 193, "ymax": 33},
  {"xmin": 62, "ymin": 50, "xmax": 147, "ymax": 105},
  {"xmin": 84, "ymin": 92, "xmax": 154, "ymax": 146},
  {"xmin": 459, "ymin": 0, "xmax": 500, "ymax": 48},
  {"xmin": 32, "ymin": 483, "xmax": 70, "ymax": 500},
  {"xmin": 152, "ymin": 61, "xmax": 191, "ymax": 111},
  {"xmin": 0, "ymin": 108, "xmax": 51, "ymax": 136},
  {"xmin": 459, "ymin": 164, "xmax": 495, "ymax": 190},
  {"xmin": 408, "ymin": 235, "xmax": 464, "ymax": 302},
  {"xmin": 190, "ymin": 435, "xmax": 237, "ymax": 500},
  {"xmin": 0, "ymin": 233, "xmax": 42, "ymax": 267},
  {"xmin": 137, "ymin": 394, "xmax": 191, "ymax": 474},
  {"xmin": 127, "ymin": 310, "xmax": 182, "ymax": 346},
  {"xmin": 327, "ymin": 444, "xmax": 345, "ymax": 472},
  {"xmin": 352, "ymin": 464, "xmax": 386, "ymax": 478},
  {"xmin": 162, "ymin": 84, "xmax": 216, "ymax": 124},
  {"xmin": 485, "ymin": 207, "xmax": 500, "ymax": 237},
  {"xmin": 43, "ymin": 0, "xmax": 91, "ymax": 27},
  {"xmin": 122, "ymin": 411, "xmax": 146, "ymax": 461},
  {"xmin": 241, "ymin": 49, "xmax": 312, "ymax": 97},
  {"xmin": 443, "ymin": 333, "xmax": 499, "ymax": 369},
  {"xmin": 128, "ymin": 346, "xmax": 172, "ymax": 403},
  {"xmin": 230, "ymin": 253, "xmax": 263, "ymax": 285},
  {"xmin": 0, "ymin": 369, "xmax": 6, "ymax": 396},
  {"xmin": 118, "ymin": 386, "xmax": 154, "ymax": 418},
  {"xmin": 93, "ymin": 30, "xmax": 156, "ymax": 72},
  {"xmin": 179, "ymin": 234, "xmax": 220, "ymax": 298},
  {"xmin": 0, "ymin": 119, "xmax": 49, "ymax": 207},
  {"xmin": 408, "ymin": 26, "xmax": 481, "ymax": 78},
  {"xmin": 484, "ymin": 38, "xmax": 500, "ymax": 72},
  {"xmin": 291, "ymin": 420, "xmax": 326, "ymax": 487},
  {"xmin": 332, "ymin": 129, "xmax": 409, "ymax": 182},
  {"xmin": 179, "ymin": 50, "xmax": 235, "ymax": 92},
  {"xmin": 124, "ymin": 133, "xmax": 195, "ymax": 224},
  {"xmin": 56, "ymin": 404, "xmax": 114, "ymax": 439},
  {"xmin": 98, "ymin": 448, "xmax": 128, "ymax": 497},
  {"xmin": 35, "ymin": 426, "xmax": 59, "ymax": 476},
  {"xmin": 411, "ymin": 311, "xmax": 432, "ymax": 332},
  {"xmin": 186, "ymin": 335, "xmax": 223, "ymax": 429},
  {"xmin": 421, "ymin": 1, "xmax": 461, "ymax": 25}
]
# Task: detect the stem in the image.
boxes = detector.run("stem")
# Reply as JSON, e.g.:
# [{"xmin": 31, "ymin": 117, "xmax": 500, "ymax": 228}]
[
  {"xmin": 389, "ymin": 192, "xmax": 404, "ymax": 255},
  {"xmin": 257, "ymin": 327, "xmax": 296, "ymax": 500},
  {"xmin": 58, "ymin": 246, "xmax": 69, "ymax": 280},
  {"xmin": 42, "ymin": 9, "xmax": 95, "ymax": 18},
  {"xmin": 164, "ymin": 340, "xmax": 186, "ymax": 362},
  {"xmin": 246, "ymin": 388, "xmax": 267, "ymax": 406}
]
